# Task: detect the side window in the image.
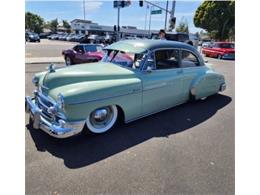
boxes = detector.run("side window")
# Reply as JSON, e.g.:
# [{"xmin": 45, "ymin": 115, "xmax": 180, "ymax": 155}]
[
  {"xmin": 181, "ymin": 50, "xmax": 200, "ymax": 68},
  {"xmin": 155, "ymin": 49, "xmax": 180, "ymax": 70}
]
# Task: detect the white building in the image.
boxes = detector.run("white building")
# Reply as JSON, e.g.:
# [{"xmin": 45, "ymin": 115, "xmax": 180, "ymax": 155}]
[{"xmin": 70, "ymin": 19, "xmax": 157, "ymax": 38}]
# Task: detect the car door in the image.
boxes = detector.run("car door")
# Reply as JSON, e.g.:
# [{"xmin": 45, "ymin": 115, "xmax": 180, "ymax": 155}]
[
  {"xmin": 74, "ymin": 45, "xmax": 85, "ymax": 63},
  {"xmin": 140, "ymin": 49, "xmax": 185, "ymax": 115},
  {"xmin": 180, "ymin": 49, "xmax": 206, "ymax": 100}
]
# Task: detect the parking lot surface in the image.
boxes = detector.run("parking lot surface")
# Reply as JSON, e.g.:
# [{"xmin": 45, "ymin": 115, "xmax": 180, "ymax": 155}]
[{"xmin": 25, "ymin": 41, "xmax": 234, "ymax": 194}]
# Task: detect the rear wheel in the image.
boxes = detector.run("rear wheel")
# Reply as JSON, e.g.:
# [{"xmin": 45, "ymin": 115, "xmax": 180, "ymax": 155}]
[{"xmin": 85, "ymin": 105, "xmax": 118, "ymax": 134}]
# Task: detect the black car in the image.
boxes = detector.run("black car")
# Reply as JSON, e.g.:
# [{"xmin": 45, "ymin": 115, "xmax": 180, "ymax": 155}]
[
  {"xmin": 25, "ymin": 32, "xmax": 40, "ymax": 42},
  {"xmin": 151, "ymin": 32, "xmax": 193, "ymax": 46},
  {"xmin": 39, "ymin": 32, "xmax": 52, "ymax": 39}
]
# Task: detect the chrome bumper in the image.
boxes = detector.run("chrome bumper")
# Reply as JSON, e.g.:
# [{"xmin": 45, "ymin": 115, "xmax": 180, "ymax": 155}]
[
  {"xmin": 220, "ymin": 83, "xmax": 226, "ymax": 92},
  {"xmin": 25, "ymin": 96, "xmax": 85, "ymax": 138}
]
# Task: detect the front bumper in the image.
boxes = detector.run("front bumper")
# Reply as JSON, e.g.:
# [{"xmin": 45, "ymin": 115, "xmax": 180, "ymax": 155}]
[{"xmin": 25, "ymin": 96, "xmax": 85, "ymax": 138}]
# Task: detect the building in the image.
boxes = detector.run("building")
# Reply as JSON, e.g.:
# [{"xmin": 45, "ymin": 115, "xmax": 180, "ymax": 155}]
[{"xmin": 70, "ymin": 19, "xmax": 157, "ymax": 38}]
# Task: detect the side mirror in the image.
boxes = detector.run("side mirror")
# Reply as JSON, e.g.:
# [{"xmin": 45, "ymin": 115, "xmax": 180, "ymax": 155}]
[{"xmin": 78, "ymin": 49, "xmax": 84, "ymax": 54}]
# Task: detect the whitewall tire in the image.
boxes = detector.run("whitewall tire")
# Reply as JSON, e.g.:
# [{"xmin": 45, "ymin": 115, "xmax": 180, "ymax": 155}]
[{"xmin": 86, "ymin": 105, "xmax": 118, "ymax": 133}]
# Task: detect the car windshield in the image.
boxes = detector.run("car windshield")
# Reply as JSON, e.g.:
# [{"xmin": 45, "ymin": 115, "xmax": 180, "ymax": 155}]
[
  {"xmin": 218, "ymin": 43, "xmax": 235, "ymax": 48},
  {"xmin": 84, "ymin": 45, "xmax": 103, "ymax": 52},
  {"xmin": 102, "ymin": 50, "xmax": 146, "ymax": 70}
]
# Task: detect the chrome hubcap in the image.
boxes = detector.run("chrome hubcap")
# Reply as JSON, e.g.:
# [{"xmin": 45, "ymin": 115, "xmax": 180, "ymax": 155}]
[
  {"xmin": 90, "ymin": 107, "xmax": 114, "ymax": 129},
  {"xmin": 66, "ymin": 57, "xmax": 71, "ymax": 65}
]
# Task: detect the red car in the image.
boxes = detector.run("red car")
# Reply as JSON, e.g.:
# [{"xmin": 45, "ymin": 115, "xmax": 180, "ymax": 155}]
[
  {"xmin": 202, "ymin": 42, "xmax": 235, "ymax": 60},
  {"xmin": 62, "ymin": 44, "xmax": 104, "ymax": 65}
]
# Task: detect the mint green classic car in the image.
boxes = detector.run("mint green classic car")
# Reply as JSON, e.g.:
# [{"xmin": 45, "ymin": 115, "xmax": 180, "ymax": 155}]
[{"xmin": 25, "ymin": 40, "xmax": 226, "ymax": 138}]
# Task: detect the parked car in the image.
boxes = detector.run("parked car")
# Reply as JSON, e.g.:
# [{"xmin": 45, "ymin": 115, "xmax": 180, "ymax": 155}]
[
  {"xmin": 25, "ymin": 40, "xmax": 226, "ymax": 138},
  {"xmin": 62, "ymin": 44, "xmax": 104, "ymax": 65},
  {"xmin": 80, "ymin": 34, "xmax": 104, "ymax": 44},
  {"xmin": 66, "ymin": 33, "xmax": 76, "ymax": 41},
  {"xmin": 39, "ymin": 32, "xmax": 52, "ymax": 39},
  {"xmin": 151, "ymin": 32, "xmax": 193, "ymax": 46},
  {"xmin": 202, "ymin": 42, "xmax": 235, "ymax": 60},
  {"xmin": 25, "ymin": 32, "xmax": 40, "ymax": 42},
  {"xmin": 202, "ymin": 41, "xmax": 211, "ymax": 48}
]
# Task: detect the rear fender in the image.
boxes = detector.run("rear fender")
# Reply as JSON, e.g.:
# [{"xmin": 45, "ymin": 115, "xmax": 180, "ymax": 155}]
[{"xmin": 190, "ymin": 71, "xmax": 225, "ymax": 100}]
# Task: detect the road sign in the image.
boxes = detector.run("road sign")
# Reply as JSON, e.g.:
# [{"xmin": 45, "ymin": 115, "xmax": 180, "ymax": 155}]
[{"xmin": 151, "ymin": 9, "xmax": 162, "ymax": 15}]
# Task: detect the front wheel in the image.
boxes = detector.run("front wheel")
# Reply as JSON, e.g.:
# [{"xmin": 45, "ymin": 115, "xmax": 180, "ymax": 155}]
[
  {"xmin": 65, "ymin": 56, "xmax": 73, "ymax": 66},
  {"xmin": 85, "ymin": 105, "xmax": 118, "ymax": 134}
]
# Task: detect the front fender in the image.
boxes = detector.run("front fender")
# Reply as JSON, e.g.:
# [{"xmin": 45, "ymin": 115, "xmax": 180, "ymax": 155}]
[{"xmin": 48, "ymin": 78, "xmax": 142, "ymax": 121}]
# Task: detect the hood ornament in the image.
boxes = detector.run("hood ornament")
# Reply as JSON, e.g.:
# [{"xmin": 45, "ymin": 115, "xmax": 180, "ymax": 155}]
[{"xmin": 48, "ymin": 63, "xmax": 56, "ymax": 73}]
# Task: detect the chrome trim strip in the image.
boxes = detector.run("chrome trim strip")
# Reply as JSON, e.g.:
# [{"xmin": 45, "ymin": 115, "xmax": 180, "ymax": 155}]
[
  {"xmin": 68, "ymin": 90, "xmax": 141, "ymax": 105},
  {"xmin": 143, "ymin": 82, "xmax": 167, "ymax": 91}
]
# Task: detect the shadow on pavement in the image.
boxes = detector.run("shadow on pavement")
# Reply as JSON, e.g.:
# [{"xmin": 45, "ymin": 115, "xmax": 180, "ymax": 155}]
[{"xmin": 27, "ymin": 94, "xmax": 231, "ymax": 169}]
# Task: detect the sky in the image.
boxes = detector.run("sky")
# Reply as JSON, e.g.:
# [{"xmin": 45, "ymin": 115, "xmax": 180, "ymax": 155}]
[{"xmin": 25, "ymin": 0, "xmax": 204, "ymax": 33}]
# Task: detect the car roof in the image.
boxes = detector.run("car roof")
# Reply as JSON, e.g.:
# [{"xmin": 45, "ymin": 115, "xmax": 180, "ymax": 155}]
[
  {"xmin": 215, "ymin": 42, "xmax": 234, "ymax": 44},
  {"xmin": 105, "ymin": 39, "xmax": 198, "ymax": 53},
  {"xmin": 77, "ymin": 44, "xmax": 103, "ymax": 47}
]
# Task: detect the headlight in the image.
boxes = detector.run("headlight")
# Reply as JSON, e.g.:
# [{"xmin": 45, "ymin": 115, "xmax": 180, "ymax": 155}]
[
  {"xmin": 57, "ymin": 93, "xmax": 65, "ymax": 110},
  {"xmin": 32, "ymin": 76, "xmax": 39, "ymax": 86}
]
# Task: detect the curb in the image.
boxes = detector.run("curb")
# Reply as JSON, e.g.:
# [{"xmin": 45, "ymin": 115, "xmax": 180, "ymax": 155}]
[{"xmin": 25, "ymin": 57, "xmax": 64, "ymax": 64}]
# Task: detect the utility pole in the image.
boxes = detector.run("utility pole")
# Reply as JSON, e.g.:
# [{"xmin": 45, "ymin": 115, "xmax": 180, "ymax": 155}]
[
  {"xmin": 117, "ymin": 6, "xmax": 120, "ymax": 41},
  {"xmin": 171, "ymin": 0, "xmax": 176, "ymax": 21},
  {"xmin": 148, "ymin": 6, "xmax": 152, "ymax": 36},
  {"xmin": 144, "ymin": 4, "xmax": 149, "ymax": 30},
  {"xmin": 164, "ymin": 0, "xmax": 169, "ymax": 30},
  {"xmin": 83, "ymin": 0, "xmax": 86, "ymax": 20}
]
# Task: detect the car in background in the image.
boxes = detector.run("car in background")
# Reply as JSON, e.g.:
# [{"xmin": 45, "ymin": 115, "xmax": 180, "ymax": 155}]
[
  {"xmin": 62, "ymin": 44, "xmax": 104, "ymax": 65},
  {"xmin": 151, "ymin": 32, "xmax": 194, "ymax": 47},
  {"xmin": 80, "ymin": 34, "xmax": 105, "ymax": 44},
  {"xmin": 39, "ymin": 32, "xmax": 52, "ymax": 39},
  {"xmin": 66, "ymin": 33, "xmax": 76, "ymax": 41},
  {"xmin": 25, "ymin": 40, "xmax": 226, "ymax": 138},
  {"xmin": 58, "ymin": 33, "xmax": 69, "ymax": 41},
  {"xmin": 202, "ymin": 42, "xmax": 235, "ymax": 60},
  {"xmin": 202, "ymin": 41, "xmax": 211, "ymax": 48},
  {"xmin": 25, "ymin": 32, "xmax": 40, "ymax": 42}
]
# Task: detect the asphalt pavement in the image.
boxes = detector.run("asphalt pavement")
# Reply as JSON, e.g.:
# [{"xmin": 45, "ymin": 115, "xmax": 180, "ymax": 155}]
[{"xmin": 25, "ymin": 40, "xmax": 234, "ymax": 194}]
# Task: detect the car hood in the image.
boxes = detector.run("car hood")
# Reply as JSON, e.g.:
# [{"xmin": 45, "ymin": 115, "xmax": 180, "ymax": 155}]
[{"xmin": 41, "ymin": 62, "xmax": 137, "ymax": 92}]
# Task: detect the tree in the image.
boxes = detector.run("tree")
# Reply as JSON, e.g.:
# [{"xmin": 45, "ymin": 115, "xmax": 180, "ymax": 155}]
[
  {"xmin": 194, "ymin": 0, "xmax": 235, "ymax": 40},
  {"xmin": 62, "ymin": 20, "xmax": 71, "ymax": 32},
  {"xmin": 50, "ymin": 19, "xmax": 59, "ymax": 33},
  {"xmin": 176, "ymin": 17, "xmax": 189, "ymax": 33},
  {"xmin": 25, "ymin": 12, "xmax": 44, "ymax": 33}
]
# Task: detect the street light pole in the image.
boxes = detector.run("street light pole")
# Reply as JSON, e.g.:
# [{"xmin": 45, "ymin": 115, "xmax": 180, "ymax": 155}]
[{"xmin": 164, "ymin": 0, "xmax": 169, "ymax": 30}]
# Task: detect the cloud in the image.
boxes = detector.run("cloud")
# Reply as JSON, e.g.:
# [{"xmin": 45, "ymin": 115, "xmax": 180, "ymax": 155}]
[{"xmin": 84, "ymin": 1, "xmax": 103, "ymax": 12}]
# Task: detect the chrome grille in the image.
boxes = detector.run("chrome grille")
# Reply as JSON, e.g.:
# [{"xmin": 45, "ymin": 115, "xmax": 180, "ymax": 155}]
[{"xmin": 35, "ymin": 93, "xmax": 55, "ymax": 122}]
